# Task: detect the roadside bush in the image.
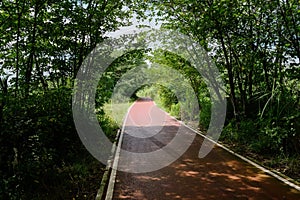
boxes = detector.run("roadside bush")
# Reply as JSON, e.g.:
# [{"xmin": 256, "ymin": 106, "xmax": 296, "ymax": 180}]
[
  {"xmin": 0, "ymin": 87, "xmax": 113, "ymax": 199},
  {"xmin": 199, "ymin": 100, "xmax": 211, "ymax": 130},
  {"xmin": 170, "ymin": 103, "xmax": 180, "ymax": 119}
]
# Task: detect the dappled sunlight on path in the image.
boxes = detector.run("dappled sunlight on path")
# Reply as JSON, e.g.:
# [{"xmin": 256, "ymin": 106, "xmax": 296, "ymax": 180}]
[{"xmin": 113, "ymin": 100, "xmax": 300, "ymax": 199}]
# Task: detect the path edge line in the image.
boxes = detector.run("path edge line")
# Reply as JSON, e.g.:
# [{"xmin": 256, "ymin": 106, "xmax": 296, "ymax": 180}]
[
  {"xmin": 181, "ymin": 122, "xmax": 300, "ymax": 192},
  {"xmin": 154, "ymin": 101, "xmax": 300, "ymax": 191},
  {"xmin": 95, "ymin": 129, "xmax": 120, "ymax": 200},
  {"xmin": 104, "ymin": 102, "xmax": 134, "ymax": 200}
]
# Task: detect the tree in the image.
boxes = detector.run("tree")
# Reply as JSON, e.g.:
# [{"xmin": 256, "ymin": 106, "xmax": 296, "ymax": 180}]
[
  {"xmin": 138, "ymin": 0, "xmax": 300, "ymax": 158},
  {"xmin": 0, "ymin": 0, "xmax": 134, "ymax": 198}
]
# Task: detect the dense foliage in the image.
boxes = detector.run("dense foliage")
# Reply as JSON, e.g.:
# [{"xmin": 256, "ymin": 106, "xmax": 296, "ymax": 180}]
[
  {"xmin": 137, "ymin": 0, "xmax": 300, "ymax": 179},
  {"xmin": 1, "ymin": 0, "xmax": 300, "ymax": 198},
  {"xmin": 0, "ymin": 0, "xmax": 133, "ymax": 199}
]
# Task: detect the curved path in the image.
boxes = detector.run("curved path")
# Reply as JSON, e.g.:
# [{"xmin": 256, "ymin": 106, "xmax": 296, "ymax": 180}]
[{"xmin": 110, "ymin": 99, "xmax": 300, "ymax": 199}]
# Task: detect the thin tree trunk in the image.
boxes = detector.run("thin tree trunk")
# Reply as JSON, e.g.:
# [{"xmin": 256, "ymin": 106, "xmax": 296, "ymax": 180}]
[
  {"xmin": 25, "ymin": 1, "xmax": 39, "ymax": 96},
  {"xmin": 218, "ymin": 31, "xmax": 238, "ymax": 119}
]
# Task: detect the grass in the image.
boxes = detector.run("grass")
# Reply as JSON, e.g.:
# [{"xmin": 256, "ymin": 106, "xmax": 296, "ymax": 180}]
[{"xmin": 103, "ymin": 101, "xmax": 133, "ymax": 127}]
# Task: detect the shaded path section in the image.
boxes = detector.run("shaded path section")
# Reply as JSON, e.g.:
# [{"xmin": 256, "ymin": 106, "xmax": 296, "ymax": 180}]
[{"xmin": 113, "ymin": 99, "xmax": 300, "ymax": 199}]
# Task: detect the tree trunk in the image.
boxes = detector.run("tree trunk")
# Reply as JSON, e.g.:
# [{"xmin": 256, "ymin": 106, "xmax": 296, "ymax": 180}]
[{"xmin": 25, "ymin": 1, "xmax": 39, "ymax": 96}]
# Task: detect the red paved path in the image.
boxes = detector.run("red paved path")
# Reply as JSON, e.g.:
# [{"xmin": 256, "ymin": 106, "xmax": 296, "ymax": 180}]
[{"xmin": 112, "ymin": 99, "xmax": 300, "ymax": 199}]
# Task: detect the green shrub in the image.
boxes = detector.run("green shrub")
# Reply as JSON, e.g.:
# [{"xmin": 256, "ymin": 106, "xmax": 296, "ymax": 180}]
[
  {"xmin": 0, "ymin": 87, "xmax": 108, "ymax": 199},
  {"xmin": 199, "ymin": 100, "xmax": 211, "ymax": 130},
  {"xmin": 170, "ymin": 103, "xmax": 180, "ymax": 119}
]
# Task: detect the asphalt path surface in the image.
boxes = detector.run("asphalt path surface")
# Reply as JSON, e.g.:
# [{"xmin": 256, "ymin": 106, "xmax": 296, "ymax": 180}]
[{"xmin": 112, "ymin": 99, "xmax": 300, "ymax": 199}]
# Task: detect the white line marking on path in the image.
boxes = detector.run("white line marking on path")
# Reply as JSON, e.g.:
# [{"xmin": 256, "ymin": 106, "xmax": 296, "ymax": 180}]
[
  {"xmin": 105, "ymin": 101, "xmax": 300, "ymax": 200},
  {"xmin": 181, "ymin": 122, "xmax": 300, "ymax": 192},
  {"xmin": 105, "ymin": 103, "xmax": 134, "ymax": 200}
]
